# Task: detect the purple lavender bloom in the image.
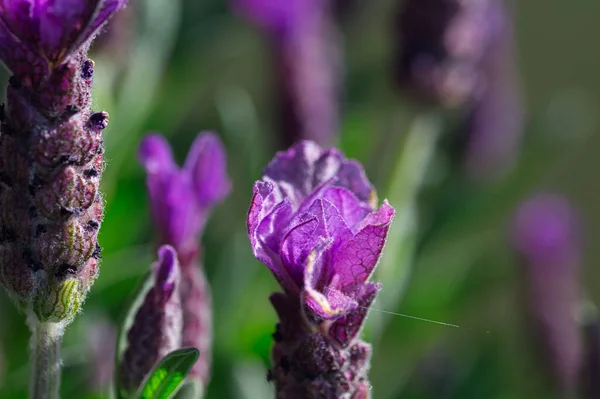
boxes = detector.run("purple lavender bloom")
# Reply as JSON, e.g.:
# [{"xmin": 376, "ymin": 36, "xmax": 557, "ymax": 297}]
[
  {"xmin": 0, "ymin": 0, "xmax": 127, "ymax": 85},
  {"xmin": 512, "ymin": 194, "xmax": 583, "ymax": 396},
  {"xmin": 138, "ymin": 131, "xmax": 230, "ymax": 386},
  {"xmin": 119, "ymin": 245, "xmax": 183, "ymax": 395},
  {"xmin": 233, "ymin": 0, "xmax": 340, "ymax": 148},
  {"xmin": 138, "ymin": 132, "xmax": 230, "ymax": 259},
  {"xmin": 0, "ymin": 0, "xmax": 125, "ymax": 324},
  {"xmin": 395, "ymin": 0, "xmax": 497, "ymax": 107},
  {"xmin": 248, "ymin": 141, "xmax": 394, "ymax": 397}
]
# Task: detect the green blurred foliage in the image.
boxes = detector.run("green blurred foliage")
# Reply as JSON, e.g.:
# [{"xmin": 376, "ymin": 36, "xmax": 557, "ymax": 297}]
[{"xmin": 1, "ymin": 0, "xmax": 600, "ymax": 398}]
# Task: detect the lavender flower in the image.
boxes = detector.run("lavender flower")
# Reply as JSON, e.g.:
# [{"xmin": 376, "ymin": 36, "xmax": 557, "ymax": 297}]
[
  {"xmin": 233, "ymin": 0, "xmax": 340, "ymax": 147},
  {"xmin": 119, "ymin": 245, "xmax": 183, "ymax": 395},
  {"xmin": 395, "ymin": 0, "xmax": 494, "ymax": 107},
  {"xmin": 248, "ymin": 141, "xmax": 395, "ymax": 397},
  {"xmin": 138, "ymin": 132, "xmax": 231, "ymax": 386},
  {"xmin": 512, "ymin": 194, "xmax": 583, "ymax": 396},
  {"xmin": 0, "ymin": 0, "xmax": 125, "ymax": 325},
  {"xmin": 395, "ymin": 0, "xmax": 523, "ymax": 179}
]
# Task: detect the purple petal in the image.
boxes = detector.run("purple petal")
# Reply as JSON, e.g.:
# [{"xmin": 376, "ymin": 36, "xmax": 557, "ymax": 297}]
[
  {"xmin": 336, "ymin": 160, "xmax": 377, "ymax": 209},
  {"xmin": 138, "ymin": 134, "xmax": 177, "ymax": 176},
  {"xmin": 328, "ymin": 282, "xmax": 380, "ymax": 347},
  {"xmin": 39, "ymin": 0, "xmax": 94, "ymax": 60},
  {"xmin": 264, "ymin": 141, "xmax": 325, "ymax": 208},
  {"xmin": 72, "ymin": 0, "xmax": 127, "ymax": 53},
  {"xmin": 183, "ymin": 132, "xmax": 231, "ymax": 208},
  {"xmin": 321, "ymin": 186, "xmax": 371, "ymax": 231},
  {"xmin": 248, "ymin": 182, "xmax": 298, "ymax": 292},
  {"xmin": 303, "ymin": 265, "xmax": 357, "ymax": 321},
  {"xmin": 154, "ymin": 245, "xmax": 180, "ymax": 305},
  {"xmin": 281, "ymin": 198, "xmax": 352, "ymax": 282},
  {"xmin": 333, "ymin": 201, "xmax": 395, "ymax": 290}
]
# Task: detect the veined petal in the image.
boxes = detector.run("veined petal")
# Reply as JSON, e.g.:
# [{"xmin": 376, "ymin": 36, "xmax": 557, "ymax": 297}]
[{"xmin": 333, "ymin": 201, "xmax": 394, "ymax": 290}]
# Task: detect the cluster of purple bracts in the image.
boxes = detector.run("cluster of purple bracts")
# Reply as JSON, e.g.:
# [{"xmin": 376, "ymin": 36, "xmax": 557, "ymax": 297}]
[
  {"xmin": 248, "ymin": 141, "xmax": 394, "ymax": 398},
  {"xmin": 0, "ymin": 0, "xmax": 125, "ymax": 322}
]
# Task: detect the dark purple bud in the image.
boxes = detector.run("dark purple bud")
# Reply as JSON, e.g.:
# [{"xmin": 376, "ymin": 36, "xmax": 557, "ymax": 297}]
[
  {"xmin": 88, "ymin": 112, "xmax": 109, "ymax": 130},
  {"xmin": 511, "ymin": 194, "xmax": 583, "ymax": 396},
  {"xmin": 81, "ymin": 60, "xmax": 95, "ymax": 80}
]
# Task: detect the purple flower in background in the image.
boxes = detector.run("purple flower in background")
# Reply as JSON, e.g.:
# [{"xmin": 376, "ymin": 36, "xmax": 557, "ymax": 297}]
[
  {"xmin": 248, "ymin": 141, "xmax": 394, "ymax": 397},
  {"xmin": 233, "ymin": 0, "xmax": 340, "ymax": 148},
  {"xmin": 395, "ymin": 0, "xmax": 523, "ymax": 180},
  {"xmin": 0, "ymin": 0, "xmax": 127, "ymax": 85},
  {"xmin": 512, "ymin": 194, "xmax": 583, "ymax": 397},
  {"xmin": 138, "ymin": 132, "xmax": 231, "ymax": 387},
  {"xmin": 119, "ymin": 245, "xmax": 183, "ymax": 395},
  {"xmin": 138, "ymin": 132, "xmax": 230, "ymax": 258}
]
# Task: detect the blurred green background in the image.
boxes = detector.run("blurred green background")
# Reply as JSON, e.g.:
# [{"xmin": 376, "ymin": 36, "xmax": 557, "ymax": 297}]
[{"xmin": 1, "ymin": 0, "xmax": 600, "ymax": 398}]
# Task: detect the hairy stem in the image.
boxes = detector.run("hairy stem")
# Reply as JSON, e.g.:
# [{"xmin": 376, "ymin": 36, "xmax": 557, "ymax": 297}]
[{"xmin": 29, "ymin": 318, "xmax": 64, "ymax": 399}]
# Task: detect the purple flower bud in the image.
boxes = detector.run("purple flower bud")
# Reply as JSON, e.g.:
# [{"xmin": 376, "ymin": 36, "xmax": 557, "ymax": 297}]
[
  {"xmin": 0, "ymin": 1, "xmax": 124, "ymax": 323},
  {"xmin": 511, "ymin": 194, "xmax": 583, "ymax": 396},
  {"xmin": 233, "ymin": 0, "xmax": 340, "ymax": 147},
  {"xmin": 119, "ymin": 245, "xmax": 183, "ymax": 394},
  {"xmin": 248, "ymin": 141, "xmax": 394, "ymax": 396},
  {"xmin": 0, "ymin": 0, "xmax": 127, "ymax": 85},
  {"xmin": 138, "ymin": 132, "xmax": 231, "ymax": 257}
]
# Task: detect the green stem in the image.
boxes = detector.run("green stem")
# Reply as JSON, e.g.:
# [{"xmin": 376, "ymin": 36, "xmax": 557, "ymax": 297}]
[
  {"xmin": 370, "ymin": 112, "xmax": 442, "ymax": 342},
  {"xmin": 29, "ymin": 319, "xmax": 64, "ymax": 399}
]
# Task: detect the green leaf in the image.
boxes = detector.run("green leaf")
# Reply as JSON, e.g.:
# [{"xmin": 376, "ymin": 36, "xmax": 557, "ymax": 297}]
[{"xmin": 134, "ymin": 347, "xmax": 200, "ymax": 399}]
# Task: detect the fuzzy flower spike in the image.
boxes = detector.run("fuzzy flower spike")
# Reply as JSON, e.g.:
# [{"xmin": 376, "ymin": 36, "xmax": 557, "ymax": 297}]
[
  {"xmin": 0, "ymin": 0, "xmax": 126, "ymax": 317},
  {"xmin": 138, "ymin": 132, "xmax": 231, "ymax": 388},
  {"xmin": 248, "ymin": 141, "xmax": 395, "ymax": 398},
  {"xmin": 0, "ymin": 1, "xmax": 126, "ymax": 397}
]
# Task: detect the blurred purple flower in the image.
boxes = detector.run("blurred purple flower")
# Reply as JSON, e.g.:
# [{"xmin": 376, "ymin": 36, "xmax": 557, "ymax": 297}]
[
  {"xmin": 119, "ymin": 245, "xmax": 183, "ymax": 394},
  {"xmin": 138, "ymin": 132, "xmax": 231, "ymax": 258},
  {"xmin": 233, "ymin": 0, "xmax": 340, "ymax": 147},
  {"xmin": 395, "ymin": 0, "xmax": 496, "ymax": 107},
  {"xmin": 511, "ymin": 194, "xmax": 583, "ymax": 396},
  {"xmin": 0, "ymin": 0, "xmax": 127, "ymax": 84},
  {"xmin": 248, "ymin": 141, "xmax": 394, "ymax": 396},
  {"xmin": 138, "ymin": 132, "xmax": 230, "ymax": 387}
]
